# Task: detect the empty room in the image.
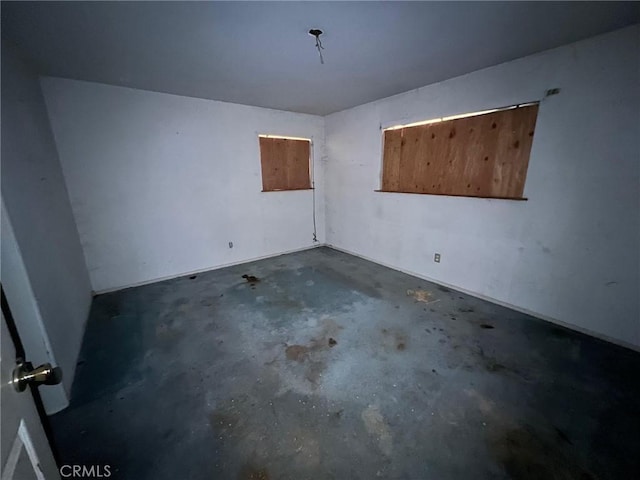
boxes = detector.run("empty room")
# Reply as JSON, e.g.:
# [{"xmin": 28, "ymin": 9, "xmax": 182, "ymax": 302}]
[{"xmin": 1, "ymin": 1, "xmax": 639, "ymax": 479}]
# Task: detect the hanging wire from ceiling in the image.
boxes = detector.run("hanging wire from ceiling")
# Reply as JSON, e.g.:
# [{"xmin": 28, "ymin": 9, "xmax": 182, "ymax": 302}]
[{"xmin": 308, "ymin": 29, "xmax": 325, "ymax": 65}]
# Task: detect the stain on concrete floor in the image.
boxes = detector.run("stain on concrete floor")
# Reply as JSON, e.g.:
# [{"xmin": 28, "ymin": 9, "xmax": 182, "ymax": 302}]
[
  {"xmin": 51, "ymin": 247, "xmax": 640, "ymax": 479},
  {"xmin": 490, "ymin": 426, "xmax": 596, "ymax": 480}
]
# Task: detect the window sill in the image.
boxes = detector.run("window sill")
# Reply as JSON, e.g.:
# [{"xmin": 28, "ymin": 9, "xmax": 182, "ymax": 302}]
[
  {"xmin": 262, "ymin": 188, "xmax": 314, "ymax": 193},
  {"xmin": 374, "ymin": 190, "xmax": 528, "ymax": 201}
]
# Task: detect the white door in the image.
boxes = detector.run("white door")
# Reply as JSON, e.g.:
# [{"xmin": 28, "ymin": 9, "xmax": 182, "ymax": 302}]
[{"xmin": 1, "ymin": 311, "xmax": 58, "ymax": 480}]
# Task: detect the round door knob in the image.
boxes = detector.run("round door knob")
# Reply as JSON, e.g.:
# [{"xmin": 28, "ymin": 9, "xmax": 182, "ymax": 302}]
[{"xmin": 12, "ymin": 360, "xmax": 63, "ymax": 392}]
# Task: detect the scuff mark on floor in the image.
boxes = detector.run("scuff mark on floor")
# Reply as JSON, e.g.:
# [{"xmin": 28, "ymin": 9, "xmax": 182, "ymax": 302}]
[
  {"xmin": 464, "ymin": 388, "xmax": 495, "ymax": 416},
  {"xmin": 285, "ymin": 345, "xmax": 309, "ymax": 362},
  {"xmin": 361, "ymin": 404, "xmax": 393, "ymax": 456},
  {"xmin": 406, "ymin": 289, "xmax": 440, "ymax": 304}
]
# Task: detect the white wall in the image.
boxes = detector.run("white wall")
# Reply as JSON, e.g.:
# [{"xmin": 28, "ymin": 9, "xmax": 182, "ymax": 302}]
[
  {"xmin": 41, "ymin": 78, "xmax": 326, "ymax": 293},
  {"xmin": 1, "ymin": 43, "xmax": 93, "ymax": 411},
  {"xmin": 324, "ymin": 25, "xmax": 640, "ymax": 348}
]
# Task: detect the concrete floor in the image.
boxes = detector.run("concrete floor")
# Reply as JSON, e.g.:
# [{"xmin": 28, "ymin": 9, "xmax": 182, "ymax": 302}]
[{"xmin": 51, "ymin": 247, "xmax": 640, "ymax": 479}]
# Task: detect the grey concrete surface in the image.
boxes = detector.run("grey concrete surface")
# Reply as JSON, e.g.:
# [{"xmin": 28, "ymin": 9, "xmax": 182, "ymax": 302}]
[{"xmin": 50, "ymin": 247, "xmax": 640, "ymax": 479}]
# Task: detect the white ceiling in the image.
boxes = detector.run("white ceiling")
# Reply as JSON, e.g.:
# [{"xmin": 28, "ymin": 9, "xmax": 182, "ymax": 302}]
[{"xmin": 2, "ymin": 1, "xmax": 639, "ymax": 115}]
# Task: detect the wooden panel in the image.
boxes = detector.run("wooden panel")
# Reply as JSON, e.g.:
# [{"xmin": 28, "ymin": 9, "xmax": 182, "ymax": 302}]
[
  {"xmin": 380, "ymin": 104, "xmax": 538, "ymax": 199},
  {"xmin": 285, "ymin": 139, "xmax": 311, "ymax": 190},
  {"xmin": 259, "ymin": 137, "xmax": 311, "ymax": 191},
  {"xmin": 381, "ymin": 129, "xmax": 402, "ymax": 191},
  {"xmin": 259, "ymin": 137, "xmax": 282, "ymax": 191},
  {"xmin": 397, "ymin": 124, "xmax": 423, "ymax": 193}
]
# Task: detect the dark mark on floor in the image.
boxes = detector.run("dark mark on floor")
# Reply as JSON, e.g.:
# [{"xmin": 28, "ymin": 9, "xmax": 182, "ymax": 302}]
[
  {"xmin": 459, "ymin": 307, "xmax": 475, "ymax": 313},
  {"xmin": 486, "ymin": 360, "xmax": 506, "ymax": 372},
  {"xmin": 437, "ymin": 285, "xmax": 451, "ymax": 293},
  {"xmin": 285, "ymin": 345, "xmax": 309, "ymax": 362},
  {"xmin": 238, "ymin": 464, "xmax": 270, "ymax": 480},
  {"xmin": 328, "ymin": 337, "xmax": 337, "ymax": 347},
  {"xmin": 474, "ymin": 347, "xmax": 507, "ymax": 373},
  {"xmin": 381, "ymin": 328, "xmax": 408, "ymax": 353},
  {"xmin": 480, "ymin": 324, "xmax": 495, "ymax": 329},
  {"xmin": 242, "ymin": 274, "xmax": 260, "ymax": 285},
  {"xmin": 189, "ymin": 275, "xmax": 197, "ymax": 280},
  {"xmin": 491, "ymin": 426, "xmax": 594, "ymax": 480}
]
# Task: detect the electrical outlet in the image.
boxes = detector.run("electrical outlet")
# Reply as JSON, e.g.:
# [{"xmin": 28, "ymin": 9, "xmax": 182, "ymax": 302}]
[
  {"xmin": 434, "ymin": 253, "xmax": 441, "ymax": 263},
  {"xmin": 229, "ymin": 241, "xmax": 233, "ymax": 249}
]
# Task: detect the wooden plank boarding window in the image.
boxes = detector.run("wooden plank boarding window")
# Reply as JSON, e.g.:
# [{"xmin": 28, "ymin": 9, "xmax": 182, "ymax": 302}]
[
  {"xmin": 381, "ymin": 104, "xmax": 539, "ymax": 199},
  {"xmin": 259, "ymin": 135, "xmax": 311, "ymax": 191}
]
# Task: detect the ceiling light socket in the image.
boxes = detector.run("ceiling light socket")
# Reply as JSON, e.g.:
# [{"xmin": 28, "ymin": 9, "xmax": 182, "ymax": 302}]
[{"xmin": 309, "ymin": 28, "xmax": 325, "ymax": 65}]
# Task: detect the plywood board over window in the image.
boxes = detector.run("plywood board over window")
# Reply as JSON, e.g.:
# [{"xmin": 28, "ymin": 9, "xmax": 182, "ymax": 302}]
[
  {"xmin": 380, "ymin": 104, "xmax": 539, "ymax": 199},
  {"xmin": 259, "ymin": 136, "xmax": 311, "ymax": 192}
]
